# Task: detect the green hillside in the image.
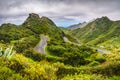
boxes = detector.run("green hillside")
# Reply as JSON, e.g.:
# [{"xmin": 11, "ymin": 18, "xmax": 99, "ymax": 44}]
[
  {"xmin": 0, "ymin": 14, "xmax": 120, "ymax": 80},
  {"xmin": 23, "ymin": 13, "xmax": 64, "ymax": 41},
  {"xmin": 70, "ymin": 17, "xmax": 120, "ymax": 50},
  {"xmin": 0, "ymin": 13, "xmax": 66, "ymax": 53}
]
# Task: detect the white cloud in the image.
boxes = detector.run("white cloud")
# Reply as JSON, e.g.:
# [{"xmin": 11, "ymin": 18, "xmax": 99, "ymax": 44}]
[{"xmin": 0, "ymin": 0, "xmax": 120, "ymax": 26}]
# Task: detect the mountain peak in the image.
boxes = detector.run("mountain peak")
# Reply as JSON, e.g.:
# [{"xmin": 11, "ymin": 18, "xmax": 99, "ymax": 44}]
[
  {"xmin": 96, "ymin": 16, "xmax": 110, "ymax": 22},
  {"xmin": 28, "ymin": 13, "xmax": 40, "ymax": 19},
  {"xmin": 23, "ymin": 13, "xmax": 41, "ymax": 25},
  {"xmin": 101, "ymin": 16, "xmax": 109, "ymax": 19},
  {"xmin": 40, "ymin": 16, "xmax": 56, "ymax": 26},
  {"xmin": 93, "ymin": 16, "xmax": 112, "ymax": 26},
  {"xmin": 22, "ymin": 13, "xmax": 60, "ymax": 36}
]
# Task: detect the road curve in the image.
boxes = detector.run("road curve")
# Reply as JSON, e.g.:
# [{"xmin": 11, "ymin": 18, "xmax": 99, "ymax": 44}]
[
  {"xmin": 34, "ymin": 35, "xmax": 48, "ymax": 54},
  {"xmin": 63, "ymin": 36, "xmax": 110, "ymax": 54}
]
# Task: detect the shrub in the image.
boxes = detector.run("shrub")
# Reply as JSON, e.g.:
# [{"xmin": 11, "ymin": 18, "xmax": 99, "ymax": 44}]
[
  {"xmin": 7, "ymin": 54, "xmax": 57, "ymax": 80},
  {"xmin": 90, "ymin": 53, "xmax": 106, "ymax": 63},
  {"xmin": 14, "ymin": 36, "xmax": 39, "ymax": 53},
  {"xmin": 47, "ymin": 45, "xmax": 66, "ymax": 56},
  {"xmin": 24, "ymin": 49, "xmax": 46, "ymax": 61},
  {"xmin": 62, "ymin": 52, "xmax": 86, "ymax": 66},
  {"xmin": 89, "ymin": 61, "xmax": 100, "ymax": 66},
  {"xmin": 95, "ymin": 56, "xmax": 106, "ymax": 63},
  {"xmin": 109, "ymin": 76, "xmax": 120, "ymax": 80},
  {"xmin": 56, "ymin": 66, "xmax": 80, "ymax": 79},
  {"xmin": 61, "ymin": 73, "xmax": 107, "ymax": 80},
  {"xmin": 0, "ymin": 66, "xmax": 24, "ymax": 80},
  {"xmin": 90, "ymin": 61, "xmax": 120, "ymax": 76},
  {"xmin": 46, "ymin": 55, "xmax": 64, "ymax": 62}
]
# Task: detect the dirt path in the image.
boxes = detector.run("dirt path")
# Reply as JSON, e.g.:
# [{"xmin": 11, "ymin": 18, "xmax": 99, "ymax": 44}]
[{"xmin": 34, "ymin": 35, "xmax": 48, "ymax": 54}]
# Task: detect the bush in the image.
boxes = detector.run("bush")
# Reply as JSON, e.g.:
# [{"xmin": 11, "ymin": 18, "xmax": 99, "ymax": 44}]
[
  {"xmin": 90, "ymin": 61, "xmax": 120, "ymax": 76},
  {"xmin": 62, "ymin": 52, "xmax": 86, "ymax": 66},
  {"xmin": 56, "ymin": 66, "xmax": 80, "ymax": 79},
  {"xmin": 6, "ymin": 54, "xmax": 57, "ymax": 80},
  {"xmin": 61, "ymin": 73, "xmax": 107, "ymax": 80},
  {"xmin": 95, "ymin": 56, "xmax": 106, "ymax": 63},
  {"xmin": 109, "ymin": 76, "xmax": 120, "ymax": 80},
  {"xmin": 47, "ymin": 45, "xmax": 66, "ymax": 56},
  {"xmin": 24, "ymin": 49, "xmax": 46, "ymax": 61},
  {"xmin": 14, "ymin": 36, "xmax": 39, "ymax": 53},
  {"xmin": 46, "ymin": 55, "xmax": 64, "ymax": 62},
  {"xmin": 90, "ymin": 53, "xmax": 106, "ymax": 63},
  {"xmin": 89, "ymin": 61, "xmax": 100, "ymax": 66},
  {"xmin": 0, "ymin": 66, "xmax": 24, "ymax": 80}
]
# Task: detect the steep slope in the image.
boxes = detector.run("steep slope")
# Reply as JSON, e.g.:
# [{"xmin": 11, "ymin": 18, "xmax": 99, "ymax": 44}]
[
  {"xmin": 0, "ymin": 13, "xmax": 65, "ymax": 43},
  {"xmin": 70, "ymin": 16, "xmax": 120, "ymax": 48},
  {"xmin": 23, "ymin": 13, "xmax": 64, "ymax": 41}
]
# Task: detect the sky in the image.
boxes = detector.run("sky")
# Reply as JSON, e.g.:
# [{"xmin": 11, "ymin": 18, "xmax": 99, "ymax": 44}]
[{"xmin": 0, "ymin": 0, "xmax": 120, "ymax": 27}]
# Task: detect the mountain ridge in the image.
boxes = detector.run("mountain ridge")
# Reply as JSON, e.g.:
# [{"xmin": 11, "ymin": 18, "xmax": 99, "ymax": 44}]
[{"xmin": 70, "ymin": 16, "xmax": 120, "ymax": 49}]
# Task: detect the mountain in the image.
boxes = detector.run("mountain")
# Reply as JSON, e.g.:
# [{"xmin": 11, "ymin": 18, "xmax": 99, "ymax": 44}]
[
  {"xmin": 67, "ymin": 22, "xmax": 87, "ymax": 30},
  {"xmin": 0, "ymin": 13, "xmax": 66, "ymax": 41},
  {"xmin": 67, "ymin": 19, "xmax": 96, "ymax": 30},
  {"xmin": 0, "ymin": 14, "xmax": 120, "ymax": 80},
  {"xmin": 0, "ymin": 13, "xmax": 66, "ymax": 53},
  {"xmin": 70, "ymin": 16, "xmax": 120, "ymax": 49},
  {"xmin": 0, "ymin": 13, "xmax": 79, "ymax": 53},
  {"xmin": 0, "ymin": 13, "xmax": 95, "ymax": 63},
  {"xmin": 23, "ymin": 13, "xmax": 64, "ymax": 40}
]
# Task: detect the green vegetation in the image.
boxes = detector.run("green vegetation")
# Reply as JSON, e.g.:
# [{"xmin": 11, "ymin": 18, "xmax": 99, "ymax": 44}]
[
  {"xmin": 70, "ymin": 17, "xmax": 120, "ymax": 51},
  {"xmin": 0, "ymin": 46, "xmax": 15, "ymax": 60},
  {"xmin": 0, "ymin": 13, "xmax": 120, "ymax": 80}
]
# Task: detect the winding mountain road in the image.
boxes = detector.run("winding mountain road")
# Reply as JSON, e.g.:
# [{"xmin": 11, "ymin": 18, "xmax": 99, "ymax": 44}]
[
  {"xmin": 34, "ymin": 35, "xmax": 48, "ymax": 54},
  {"xmin": 34, "ymin": 35, "xmax": 110, "ymax": 55},
  {"xmin": 63, "ymin": 36, "xmax": 110, "ymax": 54}
]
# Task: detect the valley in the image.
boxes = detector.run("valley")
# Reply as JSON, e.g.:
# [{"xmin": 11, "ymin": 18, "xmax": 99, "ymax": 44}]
[{"xmin": 0, "ymin": 13, "xmax": 120, "ymax": 80}]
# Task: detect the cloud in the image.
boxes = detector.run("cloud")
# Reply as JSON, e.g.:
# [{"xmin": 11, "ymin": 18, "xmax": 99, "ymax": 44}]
[{"xmin": 0, "ymin": 0, "xmax": 120, "ymax": 27}]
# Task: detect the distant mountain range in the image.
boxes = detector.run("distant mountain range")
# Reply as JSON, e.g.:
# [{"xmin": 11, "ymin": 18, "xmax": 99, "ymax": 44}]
[
  {"xmin": 67, "ymin": 22, "xmax": 87, "ymax": 30},
  {"xmin": 67, "ymin": 19, "xmax": 95, "ymax": 30}
]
